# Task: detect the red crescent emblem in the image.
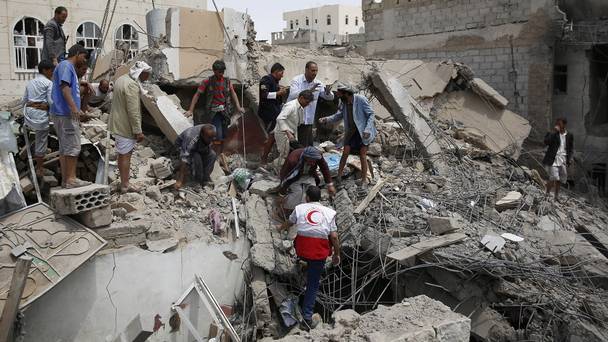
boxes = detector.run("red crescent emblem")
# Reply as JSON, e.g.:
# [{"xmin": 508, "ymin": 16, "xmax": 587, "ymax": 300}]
[{"xmin": 305, "ymin": 210, "xmax": 321, "ymax": 225}]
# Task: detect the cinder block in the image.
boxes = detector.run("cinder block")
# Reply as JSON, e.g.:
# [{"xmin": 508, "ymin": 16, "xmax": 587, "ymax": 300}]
[
  {"xmin": 50, "ymin": 184, "xmax": 111, "ymax": 215},
  {"xmin": 74, "ymin": 205, "xmax": 112, "ymax": 229}
]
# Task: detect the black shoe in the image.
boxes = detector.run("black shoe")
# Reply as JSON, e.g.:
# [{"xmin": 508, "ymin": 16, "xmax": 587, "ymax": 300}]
[{"xmin": 299, "ymin": 319, "xmax": 313, "ymax": 332}]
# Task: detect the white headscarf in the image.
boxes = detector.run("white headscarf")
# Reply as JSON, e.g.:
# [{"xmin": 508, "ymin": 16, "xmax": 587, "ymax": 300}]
[{"xmin": 129, "ymin": 61, "xmax": 152, "ymax": 81}]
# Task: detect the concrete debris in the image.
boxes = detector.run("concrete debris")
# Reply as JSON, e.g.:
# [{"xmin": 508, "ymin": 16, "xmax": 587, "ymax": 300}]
[
  {"xmin": 470, "ymin": 307, "xmax": 517, "ymax": 342},
  {"xmin": 249, "ymin": 180, "xmax": 280, "ymax": 198},
  {"xmin": 388, "ymin": 233, "xmax": 467, "ymax": 265},
  {"xmin": 469, "ymin": 78, "xmax": 509, "ymax": 108},
  {"xmin": 369, "ymin": 72, "xmax": 449, "ymax": 174},
  {"xmin": 275, "ymin": 295, "xmax": 471, "ymax": 342},
  {"xmin": 146, "ymin": 238, "xmax": 179, "ymax": 253},
  {"xmin": 75, "ymin": 205, "xmax": 113, "ymax": 229},
  {"xmin": 480, "ymin": 233, "xmax": 506, "ymax": 253},
  {"xmin": 140, "ymin": 84, "xmax": 192, "ymax": 143},
  {"xmin": 494, "ymin": 191, "xmax": 522, "ymax": 211},
  {"xmin": 427, "ymin": 216, "xmax": 462, "ymax": 235},
  {"xmin": 150, "ymin": 157, "xmax": 173, "ymax": 179}
]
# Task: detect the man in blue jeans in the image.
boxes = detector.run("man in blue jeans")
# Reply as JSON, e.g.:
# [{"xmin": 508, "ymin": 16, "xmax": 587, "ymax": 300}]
[{"xmin": 280, "ymin": 186, "xmax": 341, "ymax": 331}]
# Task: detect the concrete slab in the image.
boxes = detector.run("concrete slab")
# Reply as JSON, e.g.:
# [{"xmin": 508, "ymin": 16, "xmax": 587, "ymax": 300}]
[
  {"xmin": 369, "ymin": 72, "xmax": 448, "ymax": 174},
  {"xmin": 495, "ymin": 191, "xmax": 522, "ymax": 211},
  {"xmin": 470, "ymin": 78, "xmax": 509, "ymax": 108},
  {"xmin": 388, "ymin": 233, "xmax": 467, "ymax": 264},
  {"xmin": 140, "ymin": 84, "xmax": 192, "ymax": 144},
  {"xmin": 74, "ymin": 205, "xmax": 113, "ymax": 229},
  {"xmin": 428, "ymin": 216, "xmax": 462, "ymax": 235}
]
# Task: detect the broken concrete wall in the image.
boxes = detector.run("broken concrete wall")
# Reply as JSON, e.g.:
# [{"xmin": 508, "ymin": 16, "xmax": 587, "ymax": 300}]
[
  {"xmin": 362, "ymin": 0, "xmax": 559, "ymax": 142},
  {"xmin": 22, "ymin": 239, "xmax": 249, "ymax": 341},
  {"xmin": 140, "ymin": 84, "xmax": 193, "ymax": 143}
]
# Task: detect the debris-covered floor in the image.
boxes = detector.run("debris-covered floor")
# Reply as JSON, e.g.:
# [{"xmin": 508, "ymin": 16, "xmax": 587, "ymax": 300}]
[{"xmin": 1, "ymin": 6, "xmax": 608, "ymax": 342}]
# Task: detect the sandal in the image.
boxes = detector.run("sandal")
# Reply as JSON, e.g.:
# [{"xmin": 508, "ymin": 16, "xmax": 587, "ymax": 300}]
[{"xmin": 64, "ymin": 178, "xmax": 92, "ymax": 189}]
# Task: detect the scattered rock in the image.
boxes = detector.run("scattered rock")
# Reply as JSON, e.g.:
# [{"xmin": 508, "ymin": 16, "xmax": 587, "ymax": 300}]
[{"xmin": 146, "ymin": 238, "xmax": 178, "ymax": 253}]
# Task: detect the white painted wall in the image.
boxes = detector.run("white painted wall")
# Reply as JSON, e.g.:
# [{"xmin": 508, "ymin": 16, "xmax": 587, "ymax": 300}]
[
  {"xmin": 22, "ymin": 237, "xmax": 249, "ymax": 342},
  {"xmin": 281, "ymin": 4, "xmax": 363, "ymax": 36},
  {"xmin": 0, "ymin": 0, "xmax": 207, "ymax": 103}
]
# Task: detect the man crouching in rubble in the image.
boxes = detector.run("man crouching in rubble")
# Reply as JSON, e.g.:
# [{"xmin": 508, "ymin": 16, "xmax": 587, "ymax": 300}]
[
  {"xmin": 542, "ymin": 118, "xmax": 573, "ymax": 201},
  {"xmin": 174, "ymin": 124, "xmax": 217, "ymax": 190},
  {"xmin": 319, "ymin": 83, "xmax": 377, "ymax": 185},
  {"xmin": 109, "ymin": 61, "xmax": 152, "ymax": 193},
  {"xmin": 279, "ymin": 186, "xmax": 340, "ymax": 331},
  {"xmin": 272, "ymin": 146, "xmax": 336, "ymax": 211},
  {"xmin": 50, "ymin": 43, "xmax": 90, "ymax": 188}
]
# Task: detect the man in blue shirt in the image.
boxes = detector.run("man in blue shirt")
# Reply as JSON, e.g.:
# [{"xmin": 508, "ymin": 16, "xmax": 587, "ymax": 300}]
[{"xmin": 50, "ymin": 44, "xmax": 90, "ymax": 188}]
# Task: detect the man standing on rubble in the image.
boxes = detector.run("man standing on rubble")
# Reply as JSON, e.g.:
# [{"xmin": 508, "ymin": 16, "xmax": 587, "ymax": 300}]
[
  {"xmin": 274, "ymin": 90, "xmax": 315, "ymax": 166},
  {"xmin": 174, "ymin": 124, "xmax": 217, "ymax": 190},
  {"xmin": 319, "ymin": 83, "xmax": 377, "ymax": 185},
  {"xmin": 279, "ymin": 186, "xmax": 340, "ymax": 331},
  {"xmin": 109, "ymin": 61, "xmax": 152, "ymax": 193},
  {"xmin": 184, "ymin": 60, "xmax": 245, "ymax": 168},
  {"xmin": 273, "ymin": 147, "xmax": 336, "ymax": 211},
  {"xmin": 50, "ymin": 44, "xmax": 90, "ymax": 188},
  {"xmin": 259, "ymin": 63, "xmax": 288, "ymax": 164},
  {"xmin": 22, "ymin": 60, "xmax": 55, "ymax": 177},
  {"xmin": 287, "ymin": 61, "xmax": 334, "ymax": 147},
  {"xmin": 42, "ymin": 7, "xmax": 68, "ymax": 66},
  {"xmin": 542, "ymin": 118, "xmax": 573, "ymax": 201}
]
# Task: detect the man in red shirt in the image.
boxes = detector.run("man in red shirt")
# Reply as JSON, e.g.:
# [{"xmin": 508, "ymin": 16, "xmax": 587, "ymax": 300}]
[
  {"xmin": 280, "ymin": 186, "xmax": 340, "ymax": 331},
  {"xmin": 185, "ymin": 60, "xmax": 245, "ymax": 167}
]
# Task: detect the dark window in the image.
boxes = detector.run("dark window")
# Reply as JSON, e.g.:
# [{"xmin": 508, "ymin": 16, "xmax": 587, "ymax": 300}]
[
  {"xmin": 554, "ymin": 65, "xmax": 568, "ymax": 95},
  {"xmin": 345, "ymin": 15, "xmax": 349, "ymax": 25},
  {"xmin": 290, "ymin": 20, "xmax": 294, "ymax": 30},
  {"xmin": 355, "ymin": 17, "xmax": 359, "ymax": 26},
  {"xmin": 327, "ymin": 15, "xmax": 331, "ymax": 25},
  {"xmin": 306, "ymin": 17, "xmax": 309, "ymax": 26}
]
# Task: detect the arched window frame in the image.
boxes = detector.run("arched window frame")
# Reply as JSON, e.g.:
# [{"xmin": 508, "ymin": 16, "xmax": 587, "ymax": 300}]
[
  {"xmin": 115, "ymin": 24, "xmax": 139, "ymax": 60},
  {"xmin": 12, "ymin": 16, "xmax": 44, "ymax": 71},
  {"xmin": 75, "ymin": 21, "xmax": 102, "ymax": 54}
]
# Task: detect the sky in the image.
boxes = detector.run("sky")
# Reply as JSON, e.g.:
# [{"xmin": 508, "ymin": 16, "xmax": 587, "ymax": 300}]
[{"xmin": 212, "ymin": 0, "xmax": 362, "ymax": 41}]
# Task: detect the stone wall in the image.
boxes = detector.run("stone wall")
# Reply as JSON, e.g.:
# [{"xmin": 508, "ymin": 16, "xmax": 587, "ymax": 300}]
[{"xmin": 362, "ymin": 0, "xmax": 557, "ymax": 141}]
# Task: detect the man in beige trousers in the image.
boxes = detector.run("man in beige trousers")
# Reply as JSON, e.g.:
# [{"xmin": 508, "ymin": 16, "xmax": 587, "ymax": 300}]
[{"xmin": 109, "ymin": 61, "xmax": 152, "ymax": 193}]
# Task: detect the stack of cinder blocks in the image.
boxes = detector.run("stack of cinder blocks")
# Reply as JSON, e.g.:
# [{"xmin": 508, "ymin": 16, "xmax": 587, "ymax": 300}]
[{"xmin": 50, "ymin": 184, "xmax": 112, "ymax": 229}]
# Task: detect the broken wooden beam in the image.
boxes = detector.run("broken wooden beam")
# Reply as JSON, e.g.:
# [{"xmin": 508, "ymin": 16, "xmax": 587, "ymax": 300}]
[
  {"xmin": 354, "ymin": 179, "xmax": 386, "ymax": 214},
  {"xmin": 387, "ymin": 233, "xmax": 467, "ymax": 265},
  {"xmin": 0, "ymin": 256, "xmax": 32, "ymax": 342}
]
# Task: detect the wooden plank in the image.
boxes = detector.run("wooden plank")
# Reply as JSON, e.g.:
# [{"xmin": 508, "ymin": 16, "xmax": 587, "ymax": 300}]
[
  {"xmin": 0, "ymin": 256, "xmax": 33, "ymax": 342},
  {"xmin": 354, "ymin": 179, "xmax": 386, "ymax": 214},
  {"xmin": 387, "ymin": 233, "xmax": 467, "ymax": 264}
]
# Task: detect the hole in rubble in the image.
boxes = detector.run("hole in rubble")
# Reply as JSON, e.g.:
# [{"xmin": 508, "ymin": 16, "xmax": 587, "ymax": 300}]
[
  {"xmin": 77, "ymin": 206, "xmax": 85, "ymax": 211},
  {"xmin": 492, "ymin": 304, "xmax": 535, "ymax": 332},
  {"xmin": 315, "ymin": 246, "xmax": 396, "ymax": 321},
  {"xmin": 83, "ymin": 193, "xmax": 92, "ymax": 198},
  {"xmin": 92, "ymin": 191, "xmax": 100, "ymax": 196},
  {"xmin": 75, "ymin": 194, "xmax": 83, "ymax": 200}
]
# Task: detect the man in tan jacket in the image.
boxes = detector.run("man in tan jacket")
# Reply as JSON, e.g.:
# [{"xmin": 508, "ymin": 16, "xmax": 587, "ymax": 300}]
[{"xmin": 109, "ymin": 61, "xmax": 152, "ymax": 193}]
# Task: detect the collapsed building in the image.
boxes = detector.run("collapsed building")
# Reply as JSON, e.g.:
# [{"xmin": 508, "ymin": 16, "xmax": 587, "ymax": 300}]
[{"xmin": 0, "ymin": 4, "xmax": 607, "ymax": 342}]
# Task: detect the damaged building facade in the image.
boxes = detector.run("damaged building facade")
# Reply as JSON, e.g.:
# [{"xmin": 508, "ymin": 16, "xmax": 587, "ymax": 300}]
[
  {"xmin": 362, "ymin": 0, "xmax": 608, "ymax": 194},
  {"xmin": 0, "ymin": 0, "xmax": 207, "ymax": 103}
]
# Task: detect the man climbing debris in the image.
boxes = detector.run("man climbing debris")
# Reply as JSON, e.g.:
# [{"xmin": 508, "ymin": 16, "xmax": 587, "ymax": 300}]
[
  {"xmin": 279, "ymin": 186, "xmax": 341, "ymax": 331},
  {"xmin": 174, "ymin": 124, "xmax": 218, "ymax": 190},
  {"xmin": 272, "ymin": 146, "xmax": 336, "ymax": 211},
  {"xmin": 542, "ymin": 117, "xmax": 573, "ymax": 201},
  {"xmin": 185, "ymin": 60, "xmax": 245, "ymax": 169},
  {"xmin": 319, "ymin": 82, "xmax": 377, "ymax": 185},
  {"xmin": 109, "ymin": 61, "xmax": 152, "ymax": 193},
  {"xmin": 22, "ymin": 59, "xmax": 55, "ymax": 177}
]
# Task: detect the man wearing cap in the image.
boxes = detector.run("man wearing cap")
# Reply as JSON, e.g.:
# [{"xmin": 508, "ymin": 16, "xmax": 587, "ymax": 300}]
[
  {"xmin": 50, "ymin": 44, "xmax": 90, "ymax": 188},
  {"xmin": 275, "ymin": 147, "xmax": 336, "ymax": 211},
  {"xmin": 109, "ymin": 61, "xmax": 152, "ymax": 193},
  {"xmin": 185, "ymin": 60, "xmax": 245, "ymax": 167},
  {"xmin": 287, "ymin": 61, "xmax": 334, "ymax": 147},
  {"xmin": 319, "ymin": 83, "xmax": 377, "ymax": 185}
]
